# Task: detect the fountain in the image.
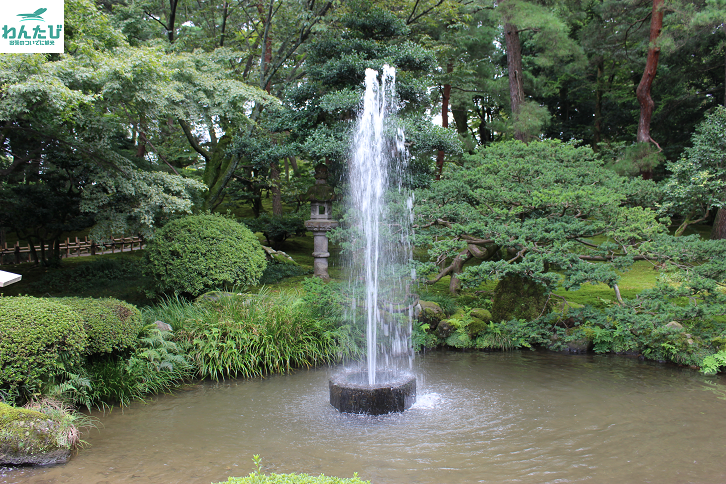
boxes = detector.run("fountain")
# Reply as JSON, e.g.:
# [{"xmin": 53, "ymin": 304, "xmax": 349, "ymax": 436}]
[{"xmin": 328, "ymin": 65, "xmax": 416, "ymax": 415}]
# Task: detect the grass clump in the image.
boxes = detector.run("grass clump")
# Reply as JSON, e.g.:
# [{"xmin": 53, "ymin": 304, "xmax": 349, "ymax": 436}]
[
  {"xmin": 174, "ymin": 290, "xmax": 359, "ymax": 379},
  {"xmin": 219, "ymin": 472, "xmax": 369, "ymax": 484}
]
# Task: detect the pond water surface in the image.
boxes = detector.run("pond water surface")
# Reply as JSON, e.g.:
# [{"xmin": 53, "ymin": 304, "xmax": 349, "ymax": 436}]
[{"xmin": 3, "ymin": 350, "xmax": 726, "ymax": 484}]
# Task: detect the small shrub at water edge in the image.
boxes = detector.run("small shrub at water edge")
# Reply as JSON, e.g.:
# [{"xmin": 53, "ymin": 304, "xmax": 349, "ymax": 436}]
[
  {"xmin": 0, "ymin": 297, "xmax": 87, "ymax": 397},
  {"xmin": 53, "ymin": 297, "xmax": 143, "ymax": 355},
  {"xmin": 79, "ymin": 328, "xmax": 193, "ymax": 408},
  {"xmin": 215, "ymin": 455, "xmax": 370, "ymax": 484}
]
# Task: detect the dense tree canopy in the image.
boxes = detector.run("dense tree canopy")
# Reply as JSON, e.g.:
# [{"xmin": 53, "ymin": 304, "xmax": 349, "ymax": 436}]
[{"xmin": 0, "ymin": 0, "xmax": 724, "ymax": 260}]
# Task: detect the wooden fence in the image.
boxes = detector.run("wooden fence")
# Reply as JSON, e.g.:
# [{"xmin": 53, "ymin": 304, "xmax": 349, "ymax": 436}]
[{"xmin": 0, "ymin": 236, "xmax": 145, "ymax": 265}]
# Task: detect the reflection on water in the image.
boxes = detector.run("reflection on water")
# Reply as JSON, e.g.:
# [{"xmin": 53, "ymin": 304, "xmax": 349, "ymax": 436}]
[{"xmin": 3, "ymin": 350, "xmax": 726, "ymax": 484}]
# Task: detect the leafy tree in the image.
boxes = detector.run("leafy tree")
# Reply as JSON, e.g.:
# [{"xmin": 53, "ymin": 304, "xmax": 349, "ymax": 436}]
[
  {"xmin": 278, "ymin": 1, "xmax": 460, "ymax": 188},
  {"xmin": 0, "ymin": 2, "xmax": 279, "ymax": 243},
  {"xmin": 660, "ymin": 106, "xmax": 726, "ymax": 237},
  {"xmin": 414, "ymin": 140, "xmax": 662, "ymax": 297}
]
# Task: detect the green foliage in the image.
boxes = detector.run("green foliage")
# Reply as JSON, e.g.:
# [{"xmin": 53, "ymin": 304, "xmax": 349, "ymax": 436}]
[
  {"xmin": 413, "ymin": 309, "xmax": 542, "ymax": 352},
  {"xmin": 82, "ymin": 170, "xmax": 207, "ymax": 242},
  {"xmin": 701, "ymin": 350, "xmax": 726, "ymax": 375},
  {"xmin": 416, "ymin": 140, "xmax": 665, "ymax": 295},
  {"xmin": 217, "ymin": 455, "xmax": 369, "ymax": 484},
  {"xmin": 29, "ymin": 258, "xmax": 143, "ymax": 293},
  {"xmin": 174, "ymin": 291, "xmax": 360, "ymax": 380},
  {"xmin": 53, "ymin": 297, "xmax": 143, "ymax": 355},
  {"xmin": 259, "ymin": 264, "xmax": 312, "ymax": 285},
  {"xmin": 242, "ymin": 212, "xmax": 307, "ymax": 248},
  {"xmin": 610, "ymin": 143, "xmax": 664, "ymax": 177},
  {"xmin": 71, "ymin": 328, "xmax": 193, "ymax": 409},
  {"xmin": 411, "ymin": 321, "xmax": 439, "ymax": 351},
  {"xmin": 491, "ymin": 275, "xmax": 551, "ymax": 322},
  {"xmin": 661, "ymin": 106, "xmax": 726, "ymax": 224},
  {"xmin": 0, "ymin": 297, "xmax": 87, "ymax": 394},
  {"xmin": 144, "ymin": 214, "xmax": 267, "ymax": 297},
  {"xmin": 301, "ymin": 278, "xmax": 347, "ymax": 320}
]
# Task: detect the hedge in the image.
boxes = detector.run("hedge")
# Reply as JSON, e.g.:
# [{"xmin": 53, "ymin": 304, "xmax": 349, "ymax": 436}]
[
  {"xmin": 54, "ymin": 297, "xmax": 142, "ymax": 354},
  {"xmin": 0, "ymin": 297, "xmax": 87, "ymax": 390}
]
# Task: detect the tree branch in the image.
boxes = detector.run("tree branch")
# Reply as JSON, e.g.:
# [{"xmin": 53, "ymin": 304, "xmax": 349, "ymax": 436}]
[{"xmin": 178, "ymin": 119, "xmax": 211, "ymax": 163}]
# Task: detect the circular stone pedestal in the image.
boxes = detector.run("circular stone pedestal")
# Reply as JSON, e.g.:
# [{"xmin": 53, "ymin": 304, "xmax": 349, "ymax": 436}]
[{"xmin": 329, "ymin": 370, "xmax": 416, "ymax": 415}]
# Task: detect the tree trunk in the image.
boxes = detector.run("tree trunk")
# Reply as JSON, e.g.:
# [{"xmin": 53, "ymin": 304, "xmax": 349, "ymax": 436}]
[
  {"xmin": 27, "ymin": 238, "xmax": 38, "ymax": 265},
  {"xmin": 219, "ymin": 1, "xmax": 229, "ymax": 47},
  {"xmin": 449, "ymin": 252, "xmax": 465, "ymax": 294},
  {"xmin": 258, "ymin": 1, "xmax": 273, "ymax": 93},
  {"xmin": 504, "ymin": 23, "xmax": 525, "ymax": 142},
  {"xmin": 136, "ymin": 129, "xmax": 147, "ymax": 159},
  {"xmin": 270, "ymin": 161, "xmax": 282, "ymax": 216},
  {"xmin": 436, "ymin": 64, "xmax": 453, "ymax": 180},
  {"xmin": 635, "ymin": 0, "xmax": 664, "ymax": 180},
  {"xmin": 288, "ymin": 155, "xmax": 300, "ymax": 176},
  {"xmin": 594, "ymin": 58, "xmax": 604, "ymax": 150},
  {"xmin": 167, "ymin": 0, "xmax": 179, "ymax": 43},
  {"xmin": 712, "ymin": 208, "xmax": 726, "ymax": 240},
  {"xmin": 478, "ymin": 106, "xmax": 494, "ymax": 145},
  {"xmin": 38, "ymin": 237, "xmax": 46, "ymax": 264}
]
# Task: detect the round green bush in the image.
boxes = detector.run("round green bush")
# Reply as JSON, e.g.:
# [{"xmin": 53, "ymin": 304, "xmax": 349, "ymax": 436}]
[
  {"xmin": 0, "ymin": 297, "xmax": 87, "ymax": 390},
  {"xmin": 54, "ymin": 297, "xmax": 143, "ymax": 354},
  {"xmin": 145, "ymin": 214, "xmax": 268, "ymax": 297}
]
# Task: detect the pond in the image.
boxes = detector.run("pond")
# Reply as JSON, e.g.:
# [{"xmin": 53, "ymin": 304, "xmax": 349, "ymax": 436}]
[{"xmin": 3, "ymin": 350, "xmax": 726, "ymax": 484}]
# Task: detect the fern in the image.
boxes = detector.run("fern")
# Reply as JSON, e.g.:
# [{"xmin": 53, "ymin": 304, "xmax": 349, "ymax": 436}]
[{"xmin": 701, "ymin": 350, "xmax": 726, "ymax": 375}]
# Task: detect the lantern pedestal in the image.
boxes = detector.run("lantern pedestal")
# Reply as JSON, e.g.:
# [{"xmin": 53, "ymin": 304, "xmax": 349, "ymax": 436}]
[{"xmin": 304, "ymin": 164, "xmax": 338, "ymax": 281}]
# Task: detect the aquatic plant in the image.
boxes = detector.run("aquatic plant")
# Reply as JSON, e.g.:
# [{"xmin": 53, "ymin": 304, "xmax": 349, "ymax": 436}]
[{"xmin": 215, "ymin": 455, "xmax": 370, "ymax": 484}]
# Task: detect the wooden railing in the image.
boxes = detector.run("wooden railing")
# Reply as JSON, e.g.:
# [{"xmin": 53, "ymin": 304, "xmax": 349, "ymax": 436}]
[{"xmin": 0, "ymin": 236, "xmax": 145, "ymax": 265}]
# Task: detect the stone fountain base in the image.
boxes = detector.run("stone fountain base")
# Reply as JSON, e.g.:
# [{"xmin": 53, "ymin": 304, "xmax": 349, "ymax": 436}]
[{"xmin": 329, "ymin": 370, "xmax": 416, "ymax": 415}]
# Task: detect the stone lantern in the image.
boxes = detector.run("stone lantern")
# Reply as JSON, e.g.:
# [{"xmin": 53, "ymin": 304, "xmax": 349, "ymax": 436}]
[{"xmin": 304, "ymin": 164, "xmax": 338, "ymax": 281}]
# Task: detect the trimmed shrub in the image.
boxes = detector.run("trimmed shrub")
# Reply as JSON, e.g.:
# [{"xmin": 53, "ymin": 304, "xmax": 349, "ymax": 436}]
[
  {"xmin": 53, "ymin": 298, "xmax": 143, "ymax": 355},
  {"xmin": 145, "ymin": 214, "xmax": 268, "ymax": 297},
  {"xmin": 0, "ymin": 297, "xmax": 87, "ymax": 391}
]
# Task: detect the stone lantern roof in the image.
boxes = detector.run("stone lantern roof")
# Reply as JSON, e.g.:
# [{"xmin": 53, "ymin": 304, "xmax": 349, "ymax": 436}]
[{"xmin": 304, "ymin": 163, "xmax": 337, "ymax": 202}]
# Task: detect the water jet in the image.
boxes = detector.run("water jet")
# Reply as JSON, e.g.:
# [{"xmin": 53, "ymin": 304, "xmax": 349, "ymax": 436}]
[{"xmin": 328, "ymin": 65, "xmax": 416, "ymax": 415}]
